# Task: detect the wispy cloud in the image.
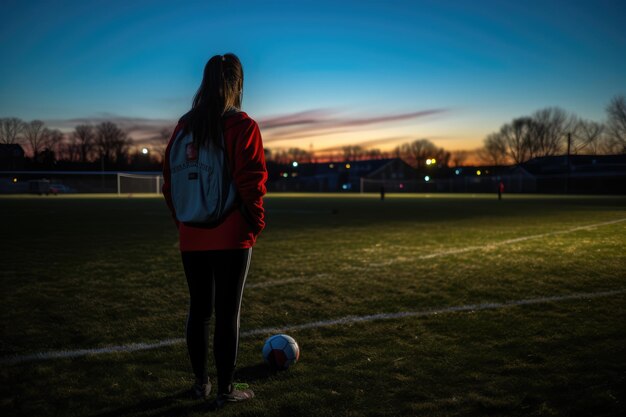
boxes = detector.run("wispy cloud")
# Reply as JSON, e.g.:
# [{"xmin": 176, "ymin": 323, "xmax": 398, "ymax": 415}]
[
  {"xmin": 315, "ymin": 136, "xmax": 414, "ymax": 153},
  {"xmin": 46, "ymin": 114, "xmax": 175, "ymax": 133},
  {"xmin": 45, "ymin": 107, "xmax": 451, "ymax": 153},
  {"xmin": 261, "ymin": 108, "xmax": 448, "ymax": 143},
  {"xmin": 258, "ymin": 109, "xmax": 335, "ymax": 130},
  {"xmin": 45, "ymin": 114, "xmax": 176, "ymax": 147}
]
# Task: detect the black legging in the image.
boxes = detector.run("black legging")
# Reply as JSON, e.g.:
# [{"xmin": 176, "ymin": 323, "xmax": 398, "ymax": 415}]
[{"xmin": 181, "ymin": 248, "xmax": 252, "ymax": 393}]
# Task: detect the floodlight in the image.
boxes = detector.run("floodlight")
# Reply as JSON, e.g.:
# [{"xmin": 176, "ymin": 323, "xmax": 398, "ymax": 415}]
[
  {"xmin": 424, "ymin": 175, "xmax": 430, "ymax": 181},
  {"xmin": 292, "ymin": 161, "xmax": 299, "ymax": 167},
  {"xmin": 142, "ymin": 147, "xmax": 149, "ymax": 155}
]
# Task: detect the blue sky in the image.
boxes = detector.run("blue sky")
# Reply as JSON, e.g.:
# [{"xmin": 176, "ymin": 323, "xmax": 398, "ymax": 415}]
[{"xmin": 1, "ymin": 0, "xmax": 625, "ymax": 151}]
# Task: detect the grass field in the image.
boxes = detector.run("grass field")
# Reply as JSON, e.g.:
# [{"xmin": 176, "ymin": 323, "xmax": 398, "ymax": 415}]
[{"xmin": 1, "ymin": 193, "xmax": 625, "ymax": 417}]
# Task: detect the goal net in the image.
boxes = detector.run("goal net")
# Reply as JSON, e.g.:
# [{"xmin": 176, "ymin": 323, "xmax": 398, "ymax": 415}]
[{"xmin": 117, "ymin": 173, "xmax": 163, "ymax": 195}]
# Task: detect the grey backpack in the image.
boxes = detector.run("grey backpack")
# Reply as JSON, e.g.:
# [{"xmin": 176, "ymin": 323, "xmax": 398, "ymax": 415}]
[{"xmin": 169, "ymin": 127, "xmax": 237, "ymax": 226}]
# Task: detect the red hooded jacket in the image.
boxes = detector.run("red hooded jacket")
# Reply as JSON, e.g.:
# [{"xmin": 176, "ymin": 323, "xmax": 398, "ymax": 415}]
[{"xmin": 162, "ymin": 111, "xmax": 267, "ymax": 251}]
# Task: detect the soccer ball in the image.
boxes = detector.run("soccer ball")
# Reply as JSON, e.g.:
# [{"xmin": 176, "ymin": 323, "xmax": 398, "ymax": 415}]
[{"xmin": 262, "ymin": 334, "xmax": 300, "ymax": 370}]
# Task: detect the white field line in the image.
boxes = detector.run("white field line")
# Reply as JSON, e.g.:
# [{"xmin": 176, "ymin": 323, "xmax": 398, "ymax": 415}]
[
  {"xmin": 254, "ymin": 218, "xmax": 626, "ymax": 274},
  {"xmin": 371, "ymin": 218, "xmax": 626, "ymax": 265},
  {"xmin": 2, "ymin": 288, "xmax": 624, "ymax": 366},
  {"xmin": 6, "ymin": 202, "xmax": 622, "ymax": 363},
  {"xmin": 173, "ymin": 218, "xmax": 626, "ymax": 286}
]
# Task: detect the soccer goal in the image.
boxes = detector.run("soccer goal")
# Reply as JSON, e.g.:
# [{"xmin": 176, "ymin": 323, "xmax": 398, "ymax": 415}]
[{"xmin": 117, "ymin": 173, "xmax": 164, "ymax": 195}]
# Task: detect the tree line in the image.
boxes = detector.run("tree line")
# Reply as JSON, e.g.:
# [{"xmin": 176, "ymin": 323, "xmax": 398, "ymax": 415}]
[
  {"xmin": 479, "ymin": 95, "xmax": 626, "ymax": 166},
  {"xmin": 0, "ymin": 119, "xmax": 168, "ymax": 169},
  {"xmin": 3, "ymin": 95, "xmax": 623, "ymax": 170},
  {"xmin": 266, "ymin": 146, "xmax": 388, "ymax": 165},
  {"xmin": 266, "ymin": 140, "xmax": 466, "ymax": 170},
  {"xmin": 264, "ymin": 95, "xmax": 626, "ymax": 169}
]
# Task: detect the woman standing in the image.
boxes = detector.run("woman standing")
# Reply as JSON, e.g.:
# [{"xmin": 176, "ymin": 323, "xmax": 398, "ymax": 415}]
[{"xmin": 162, "ymin": 53, "xmax": 267, "ymax": 407}]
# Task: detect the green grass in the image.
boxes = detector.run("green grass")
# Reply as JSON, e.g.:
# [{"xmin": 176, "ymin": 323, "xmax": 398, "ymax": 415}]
[{"xmin": 1, "ymin": 193, "xmax": 625, "ymax": 416}]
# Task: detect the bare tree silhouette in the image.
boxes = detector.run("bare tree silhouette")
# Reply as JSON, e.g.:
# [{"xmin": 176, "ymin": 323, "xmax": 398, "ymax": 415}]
[
  {"xmin": 269, "ymin": 147, "xmax": 313, "ymax": 164},
  {"xmin": 45, "ymin": 129, "xmax": 64, "ymax": 157},
  {"xmin": 73, "ymin": 124, "xmax": 96, "ymax": 163},
  {"xmin": 571, "ymin": 119, "xmax": 604, "ymax": 155},
  {"xmin": 450, "ymin": 150, "xmax": 469, "ymax": 167},
  {"xmin": 605, "ymin": 95, "xmax": 626, "ymax": 153},
  {"xmin": 365, "ymin": 148, "xmax": 384, "ymax": 159},
  {"xmin": 23, "ymin": 120, "xmax": 48, "ymax": 158},
  {"xmin": 342, "ymin": 145, "xmax": 365, "ymax": 161},
  {"xmin": 531, "ymin": 107, "xmax": 572, "ymax": 157},
  {"xmin": 408, "ymin": 139, "xmax": 437, "ymax": 169},
  {"xmin": 0, "ymin": 117, "xmax": 24, "ymax": 145},
  {"xmin": 480, "ymin": 132, "xmax": 508, "ymax": 166},
  {"xmin": 156, "ymin": 127, "xmax": 174, "ymax": 161},
  {"xmin": 483, "ymin": 107, "xmax": 585, "ymax": 165},
  {"xmin": 500, "ymin": 117, "xmax": 533, "ymax": 164},
  {"xmin": 96, "ymin": 121, "xmax": 130, "ymax": 166}
]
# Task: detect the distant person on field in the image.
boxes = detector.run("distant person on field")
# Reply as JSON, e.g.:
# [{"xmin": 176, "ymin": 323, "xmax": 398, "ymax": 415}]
[
  {"xmin": 162, "ymin": 53, "xmax": 267, "ymax": 408},
  {"xmin": 380, "ymin": 185, "xmax": 385, "ymax": 201},
  {"xmin": 498, "ymin": 181, "xmax": 504, "ymax": 200}
]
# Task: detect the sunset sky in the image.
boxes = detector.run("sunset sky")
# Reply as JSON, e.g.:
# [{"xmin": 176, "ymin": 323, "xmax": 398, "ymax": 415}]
[{"xmin": 1, "ymin": 0, "xmax": 625, "ymax": 154}]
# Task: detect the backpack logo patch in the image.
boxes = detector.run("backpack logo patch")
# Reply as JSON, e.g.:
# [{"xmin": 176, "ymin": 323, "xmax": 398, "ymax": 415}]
[{"xmin": 186, "ymin": 143, "xmax": 198, "ymax": 161}]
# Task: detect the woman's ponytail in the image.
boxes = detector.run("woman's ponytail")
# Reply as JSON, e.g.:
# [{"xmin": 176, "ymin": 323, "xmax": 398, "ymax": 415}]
[{"xmin": 187, "ymin": 53, "xmax": 243, "ymax": 148}]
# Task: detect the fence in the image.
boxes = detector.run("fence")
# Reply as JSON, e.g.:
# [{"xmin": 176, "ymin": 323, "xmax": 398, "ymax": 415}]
[
  {"xmin": 0, "ymin": 171, "xmax": 163, "ymax": 194},
  {"xmin": 2, "ymin": 170, "xmax": 624, "ymax": 195}
]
